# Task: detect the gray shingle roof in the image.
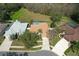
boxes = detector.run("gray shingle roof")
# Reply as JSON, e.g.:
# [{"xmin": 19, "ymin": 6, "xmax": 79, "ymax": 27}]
[{"xmin": 0, "ymin": 23, "xmax": 8, "ymax": 35}]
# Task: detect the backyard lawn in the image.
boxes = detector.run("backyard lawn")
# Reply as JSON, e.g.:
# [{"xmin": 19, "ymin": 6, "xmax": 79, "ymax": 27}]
[
  {"xmin": 55, "ymin": 16, "xmax": 70, "ymax": 27},
  {"xmin": 11, "ymin": 8, "xmax": 51, "ymax": 25}
]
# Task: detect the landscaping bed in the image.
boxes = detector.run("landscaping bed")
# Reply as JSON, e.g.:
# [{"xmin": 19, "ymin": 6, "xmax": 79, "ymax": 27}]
[
  {"xmin": 65, "ymin": 46, "xmax": 79, "ymax": 56},
  {"xmin": 65, "ymin": 41, "xmax": 79, "ymax": 56}
]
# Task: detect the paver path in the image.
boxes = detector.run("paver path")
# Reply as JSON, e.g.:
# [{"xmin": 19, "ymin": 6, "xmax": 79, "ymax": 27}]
[
  {"xmin": 11, "ymin": 46, "xmax": 25, "ymax": 48},
  {"xmin": 0, "ymin": 37, "xmax": 13, "ymax": 51},
  {"xmin": 33, "ymin": 45, "xmax": 42, "ymax": 48},
  {"xmin": 41, "ymin": 37, "xmax": 50, "ymax": 50}
]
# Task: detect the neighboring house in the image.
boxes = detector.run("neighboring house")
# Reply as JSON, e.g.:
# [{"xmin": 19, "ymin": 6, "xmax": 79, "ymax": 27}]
[
  {"xmin": 60, "ymin": 21, "xmax": 79, "ymax": 41},
  {"xmin": 4, "ymin": 20, "xmax": 28, "ymax": 39},
  {"xmin": 0, "ymin": 22, "xmax": 9, "ymax": 36}
]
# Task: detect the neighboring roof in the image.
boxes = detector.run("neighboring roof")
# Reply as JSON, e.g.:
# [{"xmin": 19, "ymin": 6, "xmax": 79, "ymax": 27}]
[
  {"xmin": 4, "ymin": 20, "xmax": 28, "ymax": 37},
  {"xmin": 28, "ymin": 50, "xmax": 58, "ymax": 56},
  {"xmin": 68, "ymin": 20, "xmax": 78, "ymax": 28},
  {"xmin": 60, "ymin": 24, "xmax": 75, "ymax": 35},
  {"xmin": 0, "ymin": 23, "xmax": 8, "ymax": 35},
  {"xmin": 64, "ymin": 26, "xmax": 79, "ymax": 41},
  {"xmin": 60, "ymin": 23, "xmax": 79, "ymax": 41}
]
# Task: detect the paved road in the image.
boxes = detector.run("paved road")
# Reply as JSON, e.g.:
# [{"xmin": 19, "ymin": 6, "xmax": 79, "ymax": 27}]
[
  {"xmin": 41, "ymin": 37, "xmax": 50, "ymax": 50},
  {"xmin": 0, "ymin": 50, "xmax": 58, "ymax": 56},
  {"xmin": 28, "ymin": 50, "xmax": 58, "ymax": 56},
  {"xmin": 0, "ymin": 37, "xmax": 13, "ymax": 51}
]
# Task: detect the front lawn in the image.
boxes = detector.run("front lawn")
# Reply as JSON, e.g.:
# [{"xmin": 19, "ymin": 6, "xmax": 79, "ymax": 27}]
[
  {"xmin": 11, "ymin": 39, "xmax": 42, "ymax": 51},
  {"xmin": 11, "ymin": 39, "xmax": 24, "ymax": 46},
  {"xmin": 11, "ymin": 39, "xmax": 42, "ymax": 46},
  {"xmin": 11, "ymin": 30, "xmax": 42, "ymax": 51},
  {"xmin": 49, "ymin": 27, "xmax": 61, "ymax": 46},
  {"xmin": 50, "ymin": 34, "xmax": 60, "ymax": 46}
]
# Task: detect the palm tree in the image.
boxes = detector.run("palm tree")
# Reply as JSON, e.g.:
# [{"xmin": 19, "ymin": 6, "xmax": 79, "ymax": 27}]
[{"xmin": 18, "ymin": 30, "xmax": 41, "ymax": 49}]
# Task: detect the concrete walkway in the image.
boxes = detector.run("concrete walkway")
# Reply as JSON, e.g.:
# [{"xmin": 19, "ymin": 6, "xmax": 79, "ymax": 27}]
[
  {"xmin": 33, "ymin": 45, "xmax": 42, "ymax": 48},
  {"xmin": 11, "ymin": 46, "xmax": 25, "ymax": 48},
  {"xmin": 41, "ymin": 37, "xmax": 50, "ymax": 50},
  {"xmin": 0, "ymin": 37, "xmax": 13, "ymax": 51},
  {"xmin": 52, "ymin": 38, "xmax": 70, "ymax": 56}
]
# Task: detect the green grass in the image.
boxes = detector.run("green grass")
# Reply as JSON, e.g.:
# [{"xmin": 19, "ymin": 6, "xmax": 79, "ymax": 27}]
[
  {"xmin": 11, "ymin": 39, "xmax": 42, "ymax": 51},
  {"xmin": 37, "ymin": 42, "xmax": 42, "ymax": 45},
  {"xmin": 65, "ymin": 46, "xmax": 79, "ymax": 56},
  {"xmin": 11, "ymin": 39, "xmax": 24, "ymax": 46},
  {"xmin": 0, "ymin": 36, "xmax": 4, "ymax": 45},
  {"xmin": 10, "ymin": 47, "xmax": 41, "ymax": 51},
  {"xmin": 11, "ymin": 8, "xmax": 31, "ymax": 22},
  {"xmin": 12, "ymin": 39, "xmax": 42, "ymax": 46},
  {"xmin": 50, "ymin": 34, "xmax": 60, "ymax": 46},
  {"xmin": 11, "ymin": 8, "xmax": 51, "ymax": 25},
  {"xmin": 55, "ymin": 16, "xmax": 71, "ymax": 27}
]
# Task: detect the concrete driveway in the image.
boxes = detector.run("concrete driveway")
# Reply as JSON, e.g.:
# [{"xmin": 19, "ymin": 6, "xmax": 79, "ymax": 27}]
[
  {"xmin": 41, "ymin": 37, "xmax": 50, "ymax": 50},
  {"xmin": 52, "ymin": 38, "xmax": 70, "ymax": 56},
  {"xmin": 0, "ymin": 36, "xmax": 13, "ymax": 51}
]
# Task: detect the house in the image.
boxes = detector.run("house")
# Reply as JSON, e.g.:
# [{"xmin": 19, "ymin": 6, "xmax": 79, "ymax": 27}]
[
  {"xmin": 60, "ymin": 21, "xmax": 79, "ymax": 41},
  {"xmin": 30, "ymin": 22, "xmax": 48, "ymax": 37},
  {"xmin": 4, "ymin": 20, "xmax": 28, "ymax": 39}
]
